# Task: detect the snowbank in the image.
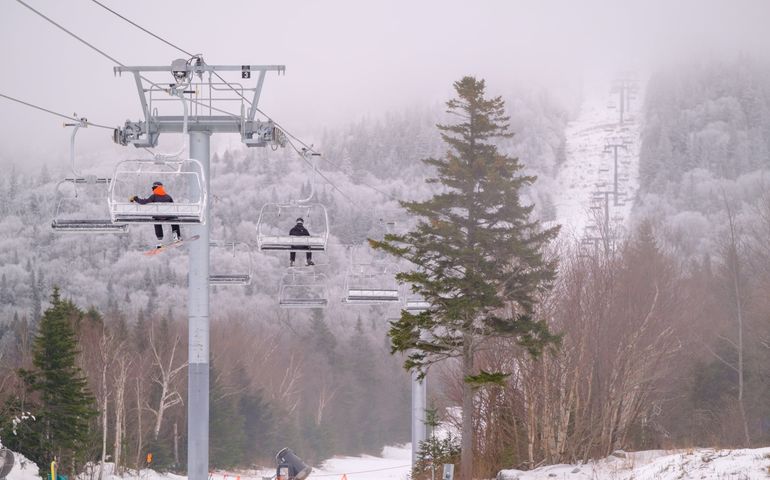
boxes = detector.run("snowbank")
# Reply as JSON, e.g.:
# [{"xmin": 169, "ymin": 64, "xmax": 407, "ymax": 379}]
[
  {"xmin": 497, "ymin": 448, "xmax": 770, "ymax": 480},
  {"xmin": 6, "ymin": 451, "xmax": 40, "ymax": 480}
]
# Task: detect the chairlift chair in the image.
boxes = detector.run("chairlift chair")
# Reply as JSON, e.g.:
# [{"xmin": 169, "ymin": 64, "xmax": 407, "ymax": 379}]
[
  {"xmin": 52, "ymin": 120, "xmax": 128, "ymax": 233},
  {"xmin": 343, "ymin": 263, "xmax": 401, "ymax": 304},
  {"xmin": 278, "ymin": 268, "xmax": 330, "ymax": 308},
  {"xmin": 51, "ymin": 177, "xmax": 129, "ymax": 234},
  {"xmin": 209, "ymin": 241, "xmax": 253, "ymax": 286},
  {"xmin": 108, "ymin": 158, "xmax": 207, "ymax": 224},
  {"xmin": 404, "ymin": 296, "xmax": 430, "ymax": 313},
  {"xmin": 256, "ymin": 203, "xmax": 329, "ymax": 252}
]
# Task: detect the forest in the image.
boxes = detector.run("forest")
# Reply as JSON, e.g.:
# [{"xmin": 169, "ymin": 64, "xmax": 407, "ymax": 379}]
[{"xmin": 1, "ymin": 57, "xmax": 770, "ymax": 479}]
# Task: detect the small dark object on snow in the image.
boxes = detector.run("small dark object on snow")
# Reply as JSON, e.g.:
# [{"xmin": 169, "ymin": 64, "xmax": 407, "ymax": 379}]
[{"xmin": 275, "ymin": 448, "xmax": 312, "ymax": 480}]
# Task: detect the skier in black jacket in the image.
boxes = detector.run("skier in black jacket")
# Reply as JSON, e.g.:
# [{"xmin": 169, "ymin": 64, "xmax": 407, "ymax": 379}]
[
  {"xmin": 289, "ymin": 217, "xmax": 314, "ymax": 267},
  {"xmin": 130, "ymin": 181, "xmax": 181, "ymax": 248}
]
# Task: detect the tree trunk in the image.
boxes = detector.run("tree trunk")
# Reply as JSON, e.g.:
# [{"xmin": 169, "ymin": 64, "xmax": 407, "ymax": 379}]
[
  {"xmin": 135, "ymin": 378, "xmax": 144, "ymax": 470},
  {"xmin": 99, "ymin": 392, "xmax": 107, "ymax": 480},
  {"xmin": 726, "ymin": 197, "xmax": 751, "ymax": 446},
  {"xmin": 174, "ymin": 422, "xmax": 179, "ymax": 467},
  {"xmin": 460, "ymin": 332, "xmax": 474, "ymax": 480},
  {"xmin": 113, "ymin": 356, "xmax": 129, "ymax": 473}
]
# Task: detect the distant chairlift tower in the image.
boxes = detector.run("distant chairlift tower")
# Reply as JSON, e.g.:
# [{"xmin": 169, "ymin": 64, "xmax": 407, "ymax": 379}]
[
  {"xmin": 112, "ymin": 57, "xmax": 285, "ymax": 480},
  {"xmin": 603, "ymin": 137, "xmax": 630, "ymax": 205}
]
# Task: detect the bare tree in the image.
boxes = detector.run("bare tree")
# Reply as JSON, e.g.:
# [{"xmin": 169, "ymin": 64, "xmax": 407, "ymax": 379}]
[
  {"xmin": 147, "ymin": 322, "xmax": 187, "ymax": 440},
  {"xmin": 112, "ymin": 346, "xmax": 132, "ymax": 473}
]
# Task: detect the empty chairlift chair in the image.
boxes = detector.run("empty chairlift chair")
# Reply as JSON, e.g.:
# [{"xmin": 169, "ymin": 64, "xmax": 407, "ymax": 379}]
[
  {"xmin": 404, "ymin": 296, "xmax": 431, "ymax": 313},
  {"xmin": 209, "ymin": 241, "xmax": 253, "ymax": 286},
  {"xmin": 256, "ymin": 203, "xmax": 329, "ymax": 253},
  {"xmin": 343, "ymin": 263, "xmax": 401, "ymax": 304},
  {"xmin": 279, "ymin": 268, "xmax": 330, "ymax": 308},
  {"xmin": 108, "ymin": 159, "xmax": 207, "ymax": 225},
  {"xmin": 51, "ymin": 177, "xmax": 128, "ymax": 234}
]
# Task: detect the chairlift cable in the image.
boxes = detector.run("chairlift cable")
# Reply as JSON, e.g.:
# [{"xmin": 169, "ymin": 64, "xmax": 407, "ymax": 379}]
[
  {"xmin": 285, "ymin": 137, "xmax": 355, "ymax": 205},
  {"xmin": 83, "ymin": 0, "xmax": 398, "ymax": 211},
  {"xmin": 89, "ymin": 0, "xmax": 195, "ymax": 57},
  {"xmin": 83, "ymin": 0, "xmax": 322, "ymax": 159},
  {"xmin": 83, "ymin": 0, "xmax": 262, "ymax": 123},
  {"xmin": 84, "ymin": 0, "xmax": 400, "ymax": 206},
  {"xmin": 0, "ymin": 93, "xmax": 114, "ymax": 130},
  {"xmin": 14, "ymin": 0, "xmax": 240, "ymax": 119}
]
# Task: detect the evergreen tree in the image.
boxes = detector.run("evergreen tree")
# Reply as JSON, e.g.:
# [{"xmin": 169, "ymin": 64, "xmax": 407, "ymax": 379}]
[
  {"xmin": 0, "ymin": 273, "xmax": 13, "ymax": 305},
  {"xmin": 135, "ymin": 309, "xmax": 147, "ymax": 353},
  {"xmin": 27, "ymin": 261, "xmax": 41, "ymax": 324},
  {"xmin": 105, "ymin": 278, "xmax": 118, "ymax": 315},
  {"xmin": 308, "ymin": 311, "xmax": 337, "ymax": 366},
  {"xmin": 371, "ymin": 77, "xmax": 560, "ymax": 479},
  {"xmin": 209, "ymin": 363, "xmax": 245, "ymax": 469},
  {"xmin": 38, "ymin": 164, "xmax": 51, "ymax": 186},
  {"xmin": 15, "ymin": 288, "xmax": 97, "ymax": 473}
]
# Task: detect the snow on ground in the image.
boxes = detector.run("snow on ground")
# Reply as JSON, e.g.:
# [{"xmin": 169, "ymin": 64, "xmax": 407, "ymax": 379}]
[
  {"xmin": 498, "ymin": 448, "xmax": 770, "ymax": 480},
  {"xmin": 3, "ymin": 446, "xmax": 412, "ymax": 480},
  {"xmin": 6, "ymin": 445, "xmax": 770, "ymax": 480},
  {"xmin": 309, "ymin": 445, "xmax": 411, "ymax": 480},
  {"xmin": 5, "ymin": 451, "xmax": 41, "ymax": 480},
  {"xmin": 554, "ymin": 73, "xmax": 643, "ymax": 244}
]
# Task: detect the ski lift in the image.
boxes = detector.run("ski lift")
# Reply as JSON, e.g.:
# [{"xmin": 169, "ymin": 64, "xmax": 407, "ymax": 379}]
[
  {"xmin": 52, "ymin": 120, "xmax": 128, "ymax": 233},
  {"xmin": 108, "ymin": 158, "xmax": 207, "ymax": 224},
  {"xmin": 404, "ymin": 296, "xmax": 431, "ymax": 313},
  {"xmin": 256, "ymin": 202, "xmax": 329, "ymax": 251},
  {"xmin": 52, "ymin": 178, "xmax": 128, "ymax": 233},
  {"xmin": 256, "ymin": 150, "xmax": 329, "ymax": 252},
  {"xmin": 278, "ymin": 268, "xmax": 330, "ymax": 308},
  {"xmin": 209, "ymin": 241, "xmax": 253, "ymax": 285},
  {"xmin": 343, "ymin": 262, "xmax": 401, "ymax": 304}
]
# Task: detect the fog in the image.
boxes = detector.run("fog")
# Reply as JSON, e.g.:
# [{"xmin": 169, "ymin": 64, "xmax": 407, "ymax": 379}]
[{"xmin": 1, "ymin": 0, "xmax": 768, "ymax": 168}]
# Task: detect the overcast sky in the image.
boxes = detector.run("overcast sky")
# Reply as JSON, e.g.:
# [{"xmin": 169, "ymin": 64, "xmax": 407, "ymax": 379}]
[{"xmin": 1, "ymin": 0, "xmax": 769, "ymax": 169}]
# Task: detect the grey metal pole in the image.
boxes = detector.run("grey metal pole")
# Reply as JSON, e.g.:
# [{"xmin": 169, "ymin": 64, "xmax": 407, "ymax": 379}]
[
  {"xmin": 411, "ymin": 371, "xmax": 427, "ymax": 468},
  {"xmin": 188, "ymin": 131, "xmax": 211, "ymax": 480}
]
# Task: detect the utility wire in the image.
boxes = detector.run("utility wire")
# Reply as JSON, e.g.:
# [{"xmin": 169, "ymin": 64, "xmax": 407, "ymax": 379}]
[
  {"xmin": 14, "ymin": 0, "xmax": 239, "ymax": 119},
  {"xmin": 0, "ymin": 92, "xmax": 114, "ymax": 130}
]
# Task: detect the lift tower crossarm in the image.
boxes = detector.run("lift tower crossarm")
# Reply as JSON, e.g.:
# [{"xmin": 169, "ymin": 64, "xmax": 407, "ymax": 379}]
[
  {"xmin": 114, "ymin": 64, "xmax": 285, "ymax": 118},
  {"xmin": 113, "ymin": 62, "xmax": 286, "ymax": 148}
]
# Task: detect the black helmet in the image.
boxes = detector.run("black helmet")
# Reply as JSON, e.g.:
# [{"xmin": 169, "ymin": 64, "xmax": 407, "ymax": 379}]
[
  {"xmin": 296, "ymin": 218, "xmax": 304, "ymax": 224},
  {"xmin": 152, "ymin": 181, "xmax": 163, "ymax": 189}
]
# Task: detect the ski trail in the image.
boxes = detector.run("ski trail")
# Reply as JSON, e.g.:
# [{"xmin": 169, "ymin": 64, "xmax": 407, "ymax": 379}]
[{"xmin": 554, "ymin": 74, "xmax": 644, "ymax": 246}]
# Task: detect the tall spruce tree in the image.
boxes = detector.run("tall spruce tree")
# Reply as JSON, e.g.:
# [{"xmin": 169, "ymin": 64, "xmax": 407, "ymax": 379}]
[
  {"xmin": 370, "ymin": 76, "xmax": 559, "ymax": 479},
  {"xmin": 17, "ymin": 288, "xmax": 96, "ymax": 473}
]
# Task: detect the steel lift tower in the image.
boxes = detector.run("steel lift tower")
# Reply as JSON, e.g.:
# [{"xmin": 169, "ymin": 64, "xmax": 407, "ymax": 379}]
[{"xmin": 113, "ymin": 58, "xmax": 285, "ymax": 480}]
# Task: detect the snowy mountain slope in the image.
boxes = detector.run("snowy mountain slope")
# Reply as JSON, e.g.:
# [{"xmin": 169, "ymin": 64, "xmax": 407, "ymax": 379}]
[
  {"xmin": 554, "ymin": 74, "xmax": 644, "ymax": 243},
  {"xmin": 498, "ymin": 447, "xmax": 770, "ymax": 480}
]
